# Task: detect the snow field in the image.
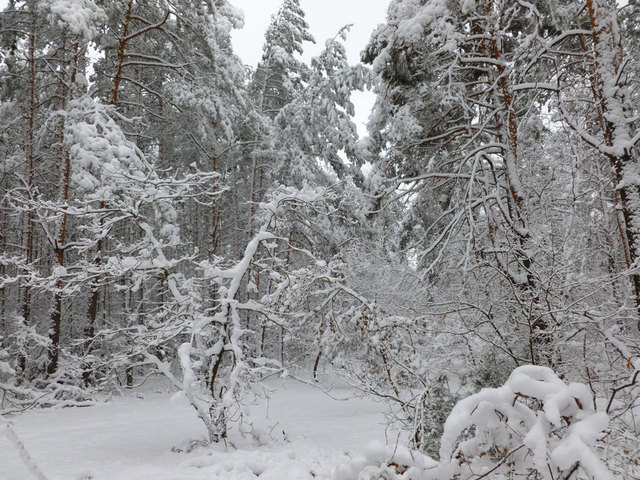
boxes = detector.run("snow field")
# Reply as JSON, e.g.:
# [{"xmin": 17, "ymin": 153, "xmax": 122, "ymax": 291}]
[{"xmin": 0, "ymin": 378, "xmax": 391, "ymax": 480}]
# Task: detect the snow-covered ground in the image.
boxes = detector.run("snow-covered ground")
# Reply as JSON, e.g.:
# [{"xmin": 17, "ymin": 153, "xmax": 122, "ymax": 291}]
[{"xmin": 1, "ymin": 378, "xmax": 395, "ymax": 480}]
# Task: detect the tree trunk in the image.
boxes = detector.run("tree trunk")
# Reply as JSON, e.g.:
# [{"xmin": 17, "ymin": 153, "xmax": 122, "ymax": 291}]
[
  {"xmin": 480, "ymin": 0, "xmax": 547, "ymax": 364},
  {"xmin": 47, "ymin": 37, "xmax": 78, "ymax": 375},
  {"xmin": 19, "ymin": 2, "xmax": 37, "ymax": 374},
  {"xmin": 584, "ymin": 0, "xmax": 640, "ymax": 319}
]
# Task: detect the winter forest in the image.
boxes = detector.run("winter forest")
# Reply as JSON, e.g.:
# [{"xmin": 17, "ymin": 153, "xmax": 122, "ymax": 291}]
[{"xmin": 1, "ymin": 0, "xmax": 640, "ymax": 478}]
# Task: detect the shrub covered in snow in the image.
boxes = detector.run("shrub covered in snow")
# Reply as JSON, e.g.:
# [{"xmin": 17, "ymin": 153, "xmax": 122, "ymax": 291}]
[
  {"xmin": 435, "ymin": 365, "xmax": 612, "ymax": 479},
  {"xmin": 350, "ymin": 365, "xmax": 613, "ymax": 480}
]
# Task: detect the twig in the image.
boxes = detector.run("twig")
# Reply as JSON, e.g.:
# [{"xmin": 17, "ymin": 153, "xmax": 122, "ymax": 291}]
[
  {"xmin": 474, "ymin": 444, "xmax": 525, "ymax": 479},
  {"xmin": 606, "ymin": 370, "xmax": 640, "ymax": 414}
]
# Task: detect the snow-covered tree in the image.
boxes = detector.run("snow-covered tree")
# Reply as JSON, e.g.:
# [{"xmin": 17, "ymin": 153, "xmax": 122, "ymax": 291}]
[
  {"xmin": 251, "ymin": 0, "xmax": 314, "ymax": 118},
  {"xmin": 271, "ymin": 27, "xmax": 369, "ymax": 185}
]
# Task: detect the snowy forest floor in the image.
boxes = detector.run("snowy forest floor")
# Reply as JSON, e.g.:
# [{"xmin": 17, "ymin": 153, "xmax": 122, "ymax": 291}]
[{"xmin": 1, "ymin": 377, "xmax": 399, "ymax": 480}]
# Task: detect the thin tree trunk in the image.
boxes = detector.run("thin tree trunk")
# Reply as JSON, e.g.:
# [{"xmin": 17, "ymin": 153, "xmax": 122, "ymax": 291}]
[
  {"xmin": 19, "ymin": 3, "xmax": 37, "ymax": 374},
  {"xmin": 47, "ymin": 37, "xmax": 79, "ymax": 375},
  {"xmin": 85, "ymin": 202, "xmax": 104, "ymax": 356},
  {"xmin": 584, "ymin": 0, "xmax": 640, "ymax": 318},
  {"xmin": 110, "ymin": 0, "xmax": 133, "ymax": 108},
  {"xmin": 480, "ymin": 0, "xmax": 547, "ymax": 363},
  {"xmin": 84, "ymin": 1, "xmax": 135, "ymax": 358},
  {"xmin": 0, "ymin": 196, "xmax": 7, "ymax": 332},
  {"xmin": 210, "ymin": 156, "xmax": 219, "ymax": 258}
]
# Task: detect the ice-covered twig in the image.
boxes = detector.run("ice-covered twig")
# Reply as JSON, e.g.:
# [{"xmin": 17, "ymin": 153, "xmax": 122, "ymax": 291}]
[{"xmin": 603, "ymin": 326, "xmax": 640, "ymax": 373}]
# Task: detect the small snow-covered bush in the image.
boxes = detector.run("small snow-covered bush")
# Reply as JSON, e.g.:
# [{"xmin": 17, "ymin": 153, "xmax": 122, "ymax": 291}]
[
  {"xmin": 431, "ymin": 365, "xmax": 614, "ymax": 479},
  {"xmin": 350, "ymin": 365, "xmax": 613, "ymax": 480},
  {"xmin": 334, "ymin": 441, "xmax": 437, "ymax": 480},
  {"xmin": 432, "ymin": 365, "xmax": 612, "ymax": 479},
  {"xmin": 412, "ymin": 374, "xmax": 458, "ymax": 459}
]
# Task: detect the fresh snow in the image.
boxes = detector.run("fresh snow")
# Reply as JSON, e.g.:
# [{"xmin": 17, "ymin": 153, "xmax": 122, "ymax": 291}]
[{"xmin": 0, "ymin": 378, "xmax": 391, "ymax": 480}]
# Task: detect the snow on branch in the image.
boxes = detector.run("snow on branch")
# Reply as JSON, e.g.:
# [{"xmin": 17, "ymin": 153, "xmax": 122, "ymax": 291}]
[{"xmin": 432, "ymin": 365, "xmax": 613, "ymax": 480}]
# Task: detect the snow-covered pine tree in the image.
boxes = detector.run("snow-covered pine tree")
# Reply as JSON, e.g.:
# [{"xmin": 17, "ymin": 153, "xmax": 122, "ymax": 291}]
[{"xmin": 271, "ymin": 26, "xmax": 369, "ymax": 185}]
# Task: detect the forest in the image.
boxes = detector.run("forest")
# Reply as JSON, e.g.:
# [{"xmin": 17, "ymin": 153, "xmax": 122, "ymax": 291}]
[{"xmin": 1, "ymin": 0, "xmax": 639, "ymax": 478}]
